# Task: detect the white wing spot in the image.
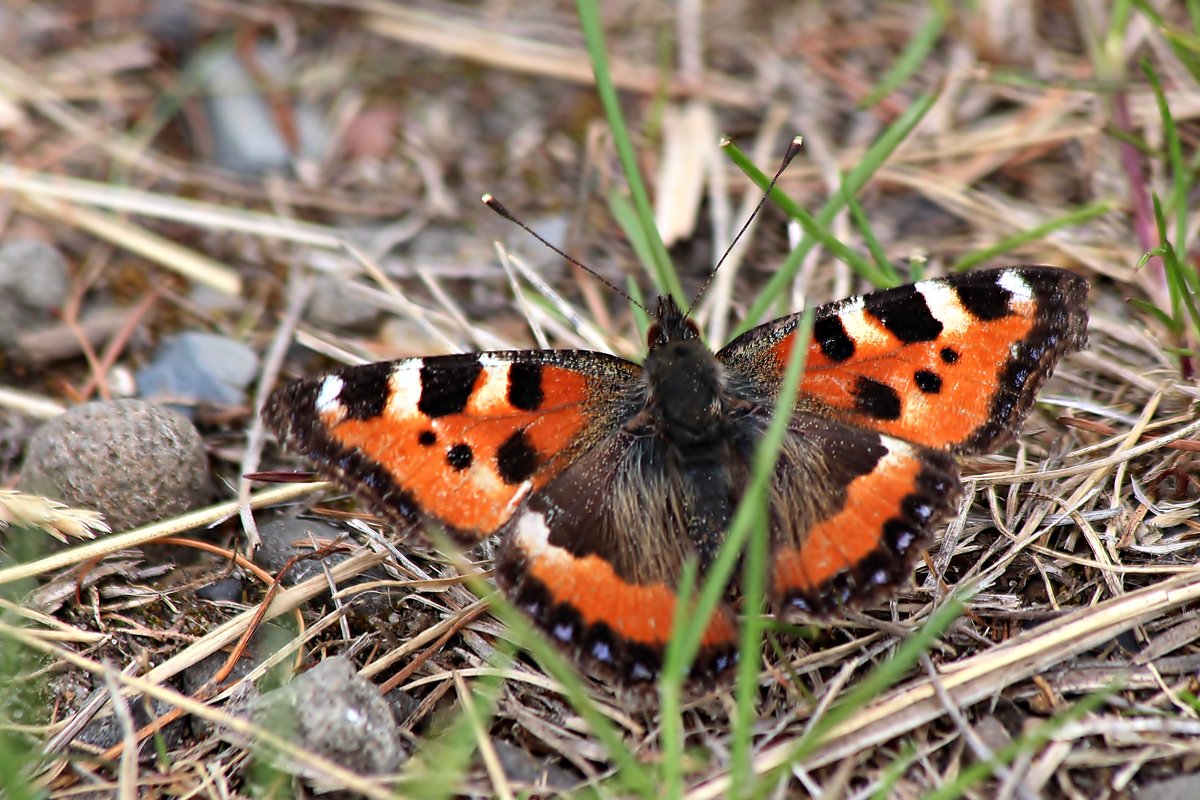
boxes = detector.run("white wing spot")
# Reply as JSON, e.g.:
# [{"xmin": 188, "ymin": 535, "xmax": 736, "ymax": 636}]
[
  {"xmin": 840, "ymin": 297, "xmax": 891, "ymax": 348},
  {"xmin": 472, "ymin": 362, "xmax": 512, "ymax": 412},
  {"xmin": 478, "ymin": 353, "xmax": 507, "ymax": 369},
  {"xmin": 384, "ymin": 363, "xmax": 423, "ymax": 419},
  {"xmin": 916, "ymin": 279, "xmax": 971, "ymax": 335},
  {"xmin": 514, "ymin": 509, "xmax": 552, "ymax": 555},
  {"xmin": 315, "ymin": 376, "xmax": 344, "ymax": 414},
  {"xmin": 998, "ymin": 270, "xmax": 1034, "ymax": 303},
  {"xmin": 880, "ymin": 435, "xmax": 915, "ymax": 460}
]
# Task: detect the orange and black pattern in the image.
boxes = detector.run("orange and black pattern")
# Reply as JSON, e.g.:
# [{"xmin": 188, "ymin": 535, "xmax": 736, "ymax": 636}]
[{"xmin": 264, "ymin": 267, "xmax": 1088, "ymax": 686}]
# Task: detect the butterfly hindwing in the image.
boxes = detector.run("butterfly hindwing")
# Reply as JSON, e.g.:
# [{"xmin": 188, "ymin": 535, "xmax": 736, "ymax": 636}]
[
  {"xmin": 756, "ymin": 415, "xmax": 961, "ymax": 615},
  {"xmin": 718, "ymin": 266, "xmax": 1089, "ymax": 454},
  {"xmin": 495, "ymin": 429, "xmax": 739, "ymax": 684},
  {"xmin": 264, "ymin": 350, "xmax": 641, "ymax": 542}
]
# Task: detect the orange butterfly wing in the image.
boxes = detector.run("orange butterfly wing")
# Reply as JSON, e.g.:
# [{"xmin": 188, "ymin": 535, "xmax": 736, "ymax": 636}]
[
  {"xmin": 265, "ymin": 351, "xmax": 640, "ymax": 542},
  {"xmin": 719, "ymin": 267, "xmax": 1088, "ymax": 454}
]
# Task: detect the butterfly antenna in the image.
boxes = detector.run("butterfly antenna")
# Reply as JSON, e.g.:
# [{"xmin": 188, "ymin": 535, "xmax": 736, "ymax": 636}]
[
  {"xmin": 482, "ymin": 194, "xmax": 653, "ymax": 319},
  {"xmin": 688, "ymin": 135, "xmax": 804, "ymax": 315}
]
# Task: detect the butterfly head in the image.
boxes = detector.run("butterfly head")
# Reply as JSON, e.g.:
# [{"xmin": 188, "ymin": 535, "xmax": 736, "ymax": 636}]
[
  {"xmin": 647, "ymin": 295, "xmax": 701, "ymax": 350},
  {"xmin": 641, "ymin": 296, "xmax": 727, "ymax": 448}
]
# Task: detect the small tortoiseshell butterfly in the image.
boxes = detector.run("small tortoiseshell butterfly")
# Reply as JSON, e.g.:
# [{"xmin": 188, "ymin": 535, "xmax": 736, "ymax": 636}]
[{"xmin": 264, "ymin": 266, "xmax": 1088, "ymax": 685}]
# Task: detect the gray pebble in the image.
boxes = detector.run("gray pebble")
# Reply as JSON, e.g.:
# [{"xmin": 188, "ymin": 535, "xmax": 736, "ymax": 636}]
[
  {"xmin": 195, "ymin": 576, "xmax": 244, "ymax": 603},
  {"xmin": 191, "ymin": 43, "xmax": 329, "ymax": 174},
  {"xmin": 20, "ymin": 399, "xmax": 210, "ymax": 532},
  {"xmin": 0, "ymin": 239, "xmax": 69, "ymax": 347},
  {"xmin": 305, "ymin": 273, "xmax": 382, "ymax": 331},
  {"xmin": 1134, "ymin": 774, "xmax": 1200, "ymax": 800},
  {"xmin": 254, "ymin": 517, "xmax": 397, "ymax": 616},
  {"xmin": 248, "ymin": 656, "xmax": 405, "ymax": 776},
  {"xmin": 142, "ymin": 0, "xmax": 197, "ymax": 51},
  {"xmin": 492, "ymin": 739, "xmax": 579, "ymax": 792},
  {"xmin": 181, "ymin": 621, "xmax": 292, "ymax": 703},
  {"xmin": 75, "ymin": 693, "xmax": 187, "ymax": 755},
  {"xmin": 136, "ymin": 332, "xmax": 258, "ymax": 413}
]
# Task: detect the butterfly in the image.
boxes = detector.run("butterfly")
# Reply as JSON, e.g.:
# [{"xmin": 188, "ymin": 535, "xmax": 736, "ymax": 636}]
[{"xmin": 264, "ymin": 266, "xmax": 1088, "ymax": 685}]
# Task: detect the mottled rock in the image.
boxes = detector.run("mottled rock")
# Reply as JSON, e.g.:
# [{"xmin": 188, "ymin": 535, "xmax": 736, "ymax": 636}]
[
  {"xmin": 191, "ymin": 43, "xmax": 329, "ymax": 174},
  {"xmin": 20, "ymin": 399, "xmax": 210, "ymax": 532},
  {"xmin": 75, "ymin": 694, "xmax": 187, "ymax": 755},
  {"xmin": 248, "ymin": 656, "xmax": 404, "ymax": 776}
]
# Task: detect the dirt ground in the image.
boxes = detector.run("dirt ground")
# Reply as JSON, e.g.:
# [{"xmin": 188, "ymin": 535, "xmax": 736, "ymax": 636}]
[{"xmin": 1, "ymin": 1, "xmax": 1200, "ymax": 798}]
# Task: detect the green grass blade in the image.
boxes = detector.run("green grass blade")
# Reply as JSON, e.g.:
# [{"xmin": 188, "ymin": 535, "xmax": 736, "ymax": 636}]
[
  {"xmin": 627, "ymin": 276, "xmax": 652, "ymax": 343},
  {"xmin": 952, "ymin": 200, "xmax": 1113, "ymax": 272},
  {"xmin": 844, "ymin": 180, "xmax": 902, "ymax": 283},
  {"xmin": 730, "ymin": 499, "xmax": 769, "ymax": 797},
  {"xmin": 610, "ymin": 190, "xmax": 665, "ymax": 299},
  {"xmin": 659, "ymin": 310, "xmax": 814, "ymax": 796},
  {"xmin": 0, "ymin": 626, "xmax": 41, "ymax": 800},
  {"xmin": 576, "ymin": 0, "xmax": 684, "ymax": 302},
  {"xmin": 1141, "ymin": 59, "xmax": 1190, "ymax": 255},
  {"xmin": 1131, "ymin": 0, "xmax": 1200, "ymax": 82},
  {"xmin": 659, "ymin": 558, "xmax": 700, "ymax": 800},
  {"xmin": 1149, "ymin": 194, "xmax": 1189, "ymax": 327},
  {"xmin": 908, "ymin": 256, "xmax": 927, "ymax": 282},
  {"xmin": 1178, "ymin": 688, "xmax": 1200, "ymax": 713},
  {"xmin": 1128, "ymin": 297, "xmax": 1183, "ymax": 335},
  {"xmin": 860, "ymin": 0, "xmax": 949, "ymax": 108},
  {"xmin": 1102, "ymin": 0, "xmax": 1134, "ymax": 79},
  {"xmin": 1158, "ymin": 234, "xmax": 1200, "ymax": 336},
  {"xmin": 734, "ymin": 92, "xmax": 938, "ymax": 335},
  {"xmin": 724, "ymin": 141, "xmax": 892, "ymax": 288},
  {"xmin": 1101, "ymin": 124, "xmax": 1160, "ymax": 158}
]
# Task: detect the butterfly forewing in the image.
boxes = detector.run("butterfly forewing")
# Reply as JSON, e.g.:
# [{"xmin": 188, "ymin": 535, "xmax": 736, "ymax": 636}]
[
  {"xmin": 264, "ymin": 350, "xmax": 641, "ymax": 542},
  {"xmin": 718, "ymin": 267, "xmax": 1089, "ymax": 454}
]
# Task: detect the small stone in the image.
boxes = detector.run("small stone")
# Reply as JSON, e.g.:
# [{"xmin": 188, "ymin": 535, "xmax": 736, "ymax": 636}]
[
  {"xmin": 142, "ymin": 0, "xmax": 197, "ymax": 52},
  {"xmin": 136, "ymin": 332, "xmax": 258, "ymax": 413},
  {"xmin": 0, "ymin": 240, "xmax": 69, "ymax": 308},
  {"xmin": 0, "ymin": 240, "xmax": 69, "ymax": 347},
  {"xmin": 254, "ymin": 517, "xmax": 397, "ymax": 616},
  {"xmin": 248, "ymin": 656, "xmax": 405, "ymax": 776},
  {"xmin": 492, "ymin": 740, "xmax": 579, "ymax": 791},
  {"xmin": 190, "ymin": 43, "xmax": 329, "ymax": 174},
  {"xmin": 195, "ymin": 576, "xmax": 244, "ymax": 603},
  {"xmin": 305, "ymin": 273, "xmax": 382, "ymax": 331},
  {"xmin": 973, "ymin": 715, "xmax": 1013, "ymax": 753},
  {"xmin": 75, "ymin": 693, "xmax": 187, "ymax": 755},
  {"xmin": 19, "ymin": 399, "xmax": 210, "ymax": 532},
  {"xmin": 181, "ymin": 621, "xmax": 292, "ymax": 704}
]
